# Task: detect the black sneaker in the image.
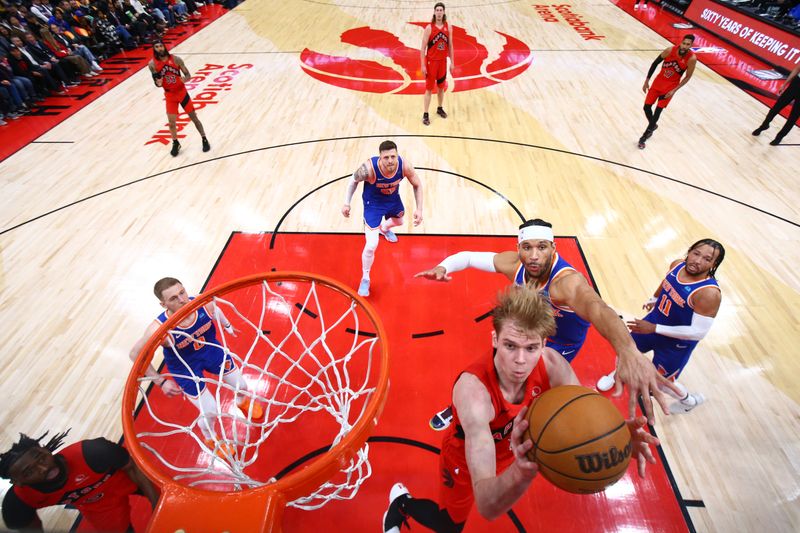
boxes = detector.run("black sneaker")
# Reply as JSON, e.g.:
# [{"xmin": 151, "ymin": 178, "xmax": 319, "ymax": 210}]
[
  {"xmin": 752, "ymin": 125, "xmax": 768, "ymax": 136},
  {"xmin": 644, "ymin": 124, "xmax": 658, "ymax": 139},
  {"xmin": 436, "ymin": 106, "xmax": 447, "ymax": 118},
  {"xmin": 202, "ymin": 137, "xmax": 210, "ymax": 152},
  {"xmin": 638, "ymin": 137, "xmax": 647, "ymax": 149},
  {"xmin": 382, "ymin": 483, "xmax": 410, "ymax": 533},
  {"xmin": 170, "ymin": 140, "xmax": 181, "ymax": 157},
  {"xmin": 769, "ymin": 137, "xmax": 782, "ymax": 146},
  {"xmin": 429, "ymin": 405, "xmax": 453, "ymax": 431},
  {"xmin": 422, "ymin": 112, "xmax": 430, "ymax": 126}
]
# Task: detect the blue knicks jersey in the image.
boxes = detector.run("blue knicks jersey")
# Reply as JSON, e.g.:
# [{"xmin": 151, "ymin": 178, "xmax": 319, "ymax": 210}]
[
  {"xmin": 156, "ymin": 298, "xmax": 219, "ymax": 360},
  {"xmin": 514, "ymin": 253, "xmax": 590, "ymax": 345},
  {"xmin": 362, "ymin": 156, "xmax": 404, "ymax": 204},
  {"xmin": 645, "ymin": 262, "xmax": 720, "ymax": 346}
]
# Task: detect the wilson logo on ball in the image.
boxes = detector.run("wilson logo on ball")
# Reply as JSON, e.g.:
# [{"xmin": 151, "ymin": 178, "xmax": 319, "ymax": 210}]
[
  {"xmin": 300, "ymin": 24, "xmax": 532, "ymax": 94},
  {"xmin": 575, "ymin": 443, "xmax": 632, "ymax": 474}
]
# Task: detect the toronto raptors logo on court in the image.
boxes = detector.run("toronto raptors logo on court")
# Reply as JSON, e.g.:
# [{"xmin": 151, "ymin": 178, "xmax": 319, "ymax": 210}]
[{"xmin": 300, "ymin": 24, "xmax": 532, "ymax": 94}]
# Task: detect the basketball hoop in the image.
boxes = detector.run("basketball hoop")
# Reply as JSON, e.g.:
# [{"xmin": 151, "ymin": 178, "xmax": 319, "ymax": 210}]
[{"xmin": 122, "ymin": 272, "xmax": 389, "ymax": 532}]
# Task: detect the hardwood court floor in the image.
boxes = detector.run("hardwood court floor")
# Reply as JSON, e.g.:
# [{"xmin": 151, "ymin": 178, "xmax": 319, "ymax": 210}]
[{"xmin": 0, "ymin": 1, "xmax": 798, "ymax": 531}]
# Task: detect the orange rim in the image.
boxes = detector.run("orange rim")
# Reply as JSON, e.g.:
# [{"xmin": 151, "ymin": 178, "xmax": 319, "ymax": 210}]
[{"xmin": 122, "ymin": 271, "xmax": 390, "ymax": 531}]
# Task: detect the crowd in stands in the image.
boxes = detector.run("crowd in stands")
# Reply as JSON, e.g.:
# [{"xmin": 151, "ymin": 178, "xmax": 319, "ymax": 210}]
[{"xmin": 0, "ymin": 0, "xmax": 239, "ymax": 126}]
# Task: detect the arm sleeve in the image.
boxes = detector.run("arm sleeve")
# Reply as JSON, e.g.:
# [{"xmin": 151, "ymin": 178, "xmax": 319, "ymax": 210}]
[
  {"xmin": 438, "ymin": 252, "xmax": 497, "ymax": 274},
  {"xmin": 2, "ymin": 489, "xmax": 38, "ymax": 530},
  {"xmin": 343, "ymin": 174, "xmax": 359, "ymax": 205},
  {"xmin": 82, "ymin": 438, "xmax": 131, "ymax": 473},
  {"xmin": 646, "ymin": 56, "xmax": 664, "ymax": 80},
  {"xmin": 655, "ymin": 313, "xmax": 714, "ymax": 341}
]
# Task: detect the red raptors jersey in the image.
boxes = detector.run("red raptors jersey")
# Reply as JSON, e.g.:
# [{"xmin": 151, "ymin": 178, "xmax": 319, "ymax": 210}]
[
  {"xmin": 652, "ymin": 46, "xmax": 694, "ymax": 92},
  {"xmin": 153, "ymin": 55, "xmax": 185, "ymax": 94},
  {"xmin": 426, "ymin": 22, "xmax": 450, "ymax": 61},
  {"xmin": 446, "ymin": 351, "xmax": 551, "ymax": 466},
  {"xmin": 12, "ymin": 442, "xmax": 137, "ymax": 514}
]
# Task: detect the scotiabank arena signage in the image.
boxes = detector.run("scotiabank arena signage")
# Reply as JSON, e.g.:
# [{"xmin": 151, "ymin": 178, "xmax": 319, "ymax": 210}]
[{"xmin": 684, "ymin": 0, "xmax": 800, "ymax": 71}]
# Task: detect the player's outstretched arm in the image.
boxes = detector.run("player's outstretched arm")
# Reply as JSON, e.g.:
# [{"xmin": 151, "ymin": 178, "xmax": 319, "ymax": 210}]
[
  {"xmin": 457, "ymin": 376, "xmax": 538, "ymax": 521},
  {"xmin": 551, "ymin": 272, "xmax": 679, "ymax": 423},
  {"xmin": 413, "ymin": 251, "xmax": 500, "ymax": 281}
]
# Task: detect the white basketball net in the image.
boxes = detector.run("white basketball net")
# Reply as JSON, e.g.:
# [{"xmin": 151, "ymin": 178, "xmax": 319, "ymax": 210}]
[{"xmin": 133, "ymin": 278, "xmax": 381, "ymax": 510}]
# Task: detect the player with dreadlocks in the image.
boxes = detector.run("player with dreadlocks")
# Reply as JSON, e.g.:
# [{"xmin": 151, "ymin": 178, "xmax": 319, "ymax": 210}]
[
  {"xmin": 1, "ymin": 428, "xmax": 159, "ymax": 531},
  {"xmin": 596, "ymin": 238, "xmax": 725, "ymax": 414}
]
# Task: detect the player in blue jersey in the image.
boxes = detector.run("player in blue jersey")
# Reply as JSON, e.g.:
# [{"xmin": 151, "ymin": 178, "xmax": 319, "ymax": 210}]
[
  {"xmin": 415, "ymin": 218, "xmax": 680, "ymax": 429},
  {"xmin": 342, "ymin": 140, "xmax": 424, "ymax": 297},
  {"xmin": 597, "ymin": 239, "xmax": 724, "ymax": 414},
  {"xmin": 129, "ymin": 277, "xmax": 263, "ymax": 455}
]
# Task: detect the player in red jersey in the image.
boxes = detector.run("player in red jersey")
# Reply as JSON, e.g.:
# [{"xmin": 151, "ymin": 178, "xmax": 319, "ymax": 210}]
[
  {"xmin": 0, "ymin": 429, "xmax": 159, "ymax": 531},
  {"xmin": 638, "ymin": 34, "xmax": 697, "ymax": 149},
  {"xmin": 420, "ymin": 2, "xmax": 454, "ymax": 126},
  {"xmin": 381, "ymin": 288, "xmax": 659, "ymax": 533},
  {"xmin": 149, "ymin": 41, "xmax": 210, "ymax": 157}
]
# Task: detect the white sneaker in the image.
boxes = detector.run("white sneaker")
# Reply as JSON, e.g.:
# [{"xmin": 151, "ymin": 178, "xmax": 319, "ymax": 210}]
[
  {"xmin": 597, "ymin": 372, "xmax": 615, "ymax": 392},
  {"xmin": 669, "ymin": 393, "xmax": 705, "ymax": 414},
  {"xmin": 358, "ymin": 278, "xmax": 370, "ymax": 297},
  {"xmin": 382, "ymin": 483, "xmax": 410, "ymax": 533}
]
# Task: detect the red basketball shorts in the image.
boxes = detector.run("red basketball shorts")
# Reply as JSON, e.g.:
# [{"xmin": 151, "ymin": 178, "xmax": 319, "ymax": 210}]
[
  {"xmin": 425, "ymin": 59, "xmax": 448, "ymax": 91},
  {"xmin": 165, "ymin": 90, "xmax": 196, "ymax": 115},
  {"xmin": 438, "ymin": 436, "xmax": 515, "ymax": 525},
  {"xmin": 644, "ymin": 84, "xmax": 677, "ymax": 108}
]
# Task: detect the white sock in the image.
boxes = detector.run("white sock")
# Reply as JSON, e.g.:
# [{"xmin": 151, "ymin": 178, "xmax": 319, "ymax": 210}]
[{"xmin": 362, "ymin": 229, "xmax": 379, "ymax": 278}]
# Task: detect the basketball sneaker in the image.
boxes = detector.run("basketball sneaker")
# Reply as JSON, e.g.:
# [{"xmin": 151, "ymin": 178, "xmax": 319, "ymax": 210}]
[
  {"xmin": 669, "ymin": 393, "xmax": 705, "ymax": 414},
  {"xmin": 752, "ymin": 124, "xmax": 768, "ymax": 136},
  {"xmin": 637, "ymin": 137, "xmax": 647, "ymax": 149},
  {"xmin": 204, "ymin": 437, "xmax": 236, "ymax": 458},
  {"xmin": 358, "ymin": 278, "xmax": 370, "ymax": 297},
  {"xmin": 422, "ymin": 112, "xmax": 430, "ymax": 126},
  {"xmin": 383, "ymin": 483, "xmax": 410, "ymax": 533},
  {"xmin": 380, "ymin": 228, "xmax": 398, "ymax": 243},
  {"xmin": 429, "ymin": 405, "xmax": 453, "ymax": 431},
  {"xmin": 237, "ymin": 397, "xmax": 264, "ymax": 422},
  {"xmin": 436, "ymin": 106, "xmax": 447, "ymax": 119},
  {"xmin": 769, "ymin": 137, "xmax": 782, "ymax": 146},
  {"xmin": 202, "ymin": 136, "xmax": 210, "ymax": 152},
  {"xmin": 170, "ymin": 140, "xmax": 181, "ymax": 157},
  {"xmin": 596, "ymin": 372, "xmax": 616, "ymax": 392}
]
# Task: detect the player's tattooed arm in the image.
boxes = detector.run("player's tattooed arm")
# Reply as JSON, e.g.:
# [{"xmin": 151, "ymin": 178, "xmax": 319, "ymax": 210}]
[
  {"xmin": 174, "ymin": 55, "xmax": 191, "ymax": 81},
  {"xmin": 148, "ymin": 61, "xmax": 162, "ymax": 87},
  {"xmin": 353, "ymin": 161, "xmax": 372, "ymax": 182}
]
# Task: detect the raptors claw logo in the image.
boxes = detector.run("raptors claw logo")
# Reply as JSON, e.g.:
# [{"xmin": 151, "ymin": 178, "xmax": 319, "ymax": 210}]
[{"xmin": 300, "ymin": 24, "xmax": 533, "ymax": 94}]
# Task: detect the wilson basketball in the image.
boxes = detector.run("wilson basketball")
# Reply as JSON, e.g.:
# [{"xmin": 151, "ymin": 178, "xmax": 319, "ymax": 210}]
[{"xmin": 524, "ymin": 385, "xmax": 631, "ymax": 494}]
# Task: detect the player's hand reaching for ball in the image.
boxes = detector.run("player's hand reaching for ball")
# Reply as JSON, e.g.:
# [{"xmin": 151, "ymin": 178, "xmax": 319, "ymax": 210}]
[
  {"xmin": 510, "ymin": 407, "xmax": 539, "ymax": 480},
  {"xmin": 626, "ymin": 416, "xmax": 659, "ymax": 478},
  {"xmin": 414, "ymin": 266, "xmax": 451, "ymax": 281},
  {"xmin": 341, "ymin": 204, "xmax": 351, "ymax": 218}
]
